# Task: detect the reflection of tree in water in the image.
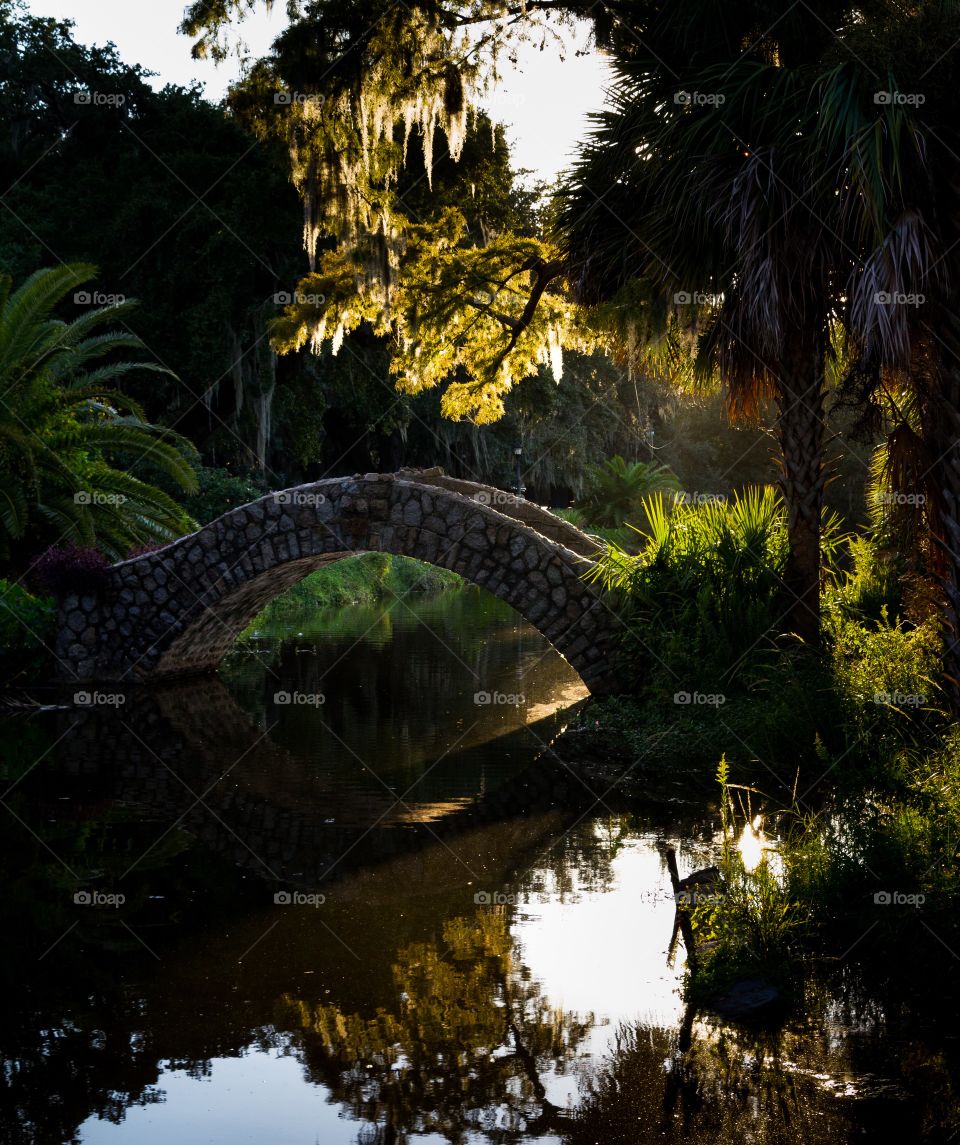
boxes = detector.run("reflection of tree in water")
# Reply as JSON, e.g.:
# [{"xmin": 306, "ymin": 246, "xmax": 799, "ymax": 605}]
[
  {"xmin": 569, "ymin": 979, "xmax": 954, "ymax": 1145},
  {"xmin": 522, "ymin": 817, "xmax": 625, "ymax": 902},
  {"xmin": 1, "ymin": 965, "xmax": 242, "ymax": 1145},
  {"xmin": 2, "ymin": 989, "xmax": 162, "ymax": 1145},
  {"xmin": 222, "ymin": 587, "xmax": 585, "ymax": 787},
  {"xmin": 281, "ymin": 908, "xmax": 592, "ymax": 1143},
  {"xmin": 521, "ymin": 815, "xmax": 717, "ymax": 904}
]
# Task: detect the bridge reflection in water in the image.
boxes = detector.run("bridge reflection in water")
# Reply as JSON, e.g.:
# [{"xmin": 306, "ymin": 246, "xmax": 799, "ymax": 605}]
[
  {"xmin": 0, "ymin": 589, "xmax": 940, "ymax": 1144},
  {"xmin": 55, "ymin": 673, "xmax": 591, "ymax": 887}
]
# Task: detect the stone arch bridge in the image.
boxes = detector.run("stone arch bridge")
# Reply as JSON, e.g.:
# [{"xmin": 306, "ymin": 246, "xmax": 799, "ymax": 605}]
[{"xmin": 55, "ymin": 471, "xmax": 620, "ymax": 694}]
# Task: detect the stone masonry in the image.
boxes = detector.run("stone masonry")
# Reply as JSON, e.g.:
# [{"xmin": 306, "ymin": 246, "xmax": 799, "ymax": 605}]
[{"xmin": 55, "ymin": 473, "xmax": 620, "ymax": 694}]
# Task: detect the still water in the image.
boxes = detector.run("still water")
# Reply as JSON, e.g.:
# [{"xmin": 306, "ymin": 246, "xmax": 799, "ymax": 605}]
[{"xmin": 0, "ymin": 584, "xmax": 949, "ymax": 1143}]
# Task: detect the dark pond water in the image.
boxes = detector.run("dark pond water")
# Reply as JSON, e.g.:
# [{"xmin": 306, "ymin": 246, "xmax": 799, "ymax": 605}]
[{"xmin": 0, "ymin": 583, "xmax": 954, "ymax": 1143}]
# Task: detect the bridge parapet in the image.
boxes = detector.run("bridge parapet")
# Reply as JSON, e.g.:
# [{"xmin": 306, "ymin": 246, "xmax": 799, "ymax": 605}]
[{"xmin": 395, "ymin": 469, "xmax": 601, "ymax": 559}]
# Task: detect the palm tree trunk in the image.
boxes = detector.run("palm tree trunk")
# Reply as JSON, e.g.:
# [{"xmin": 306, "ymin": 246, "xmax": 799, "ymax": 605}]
[
  {"xmin": 775, "ymin": 332, "xmax": 827, "ymax": 646},
  {"xmin": 922, "ymin": 312, "xmax": 960, "ymax": 712}
]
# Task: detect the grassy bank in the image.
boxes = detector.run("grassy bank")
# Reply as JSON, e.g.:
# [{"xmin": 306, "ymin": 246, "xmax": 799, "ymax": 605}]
[
  {"xmin": 672, "ymin": 714, "xmax": 960, "ymax": 1015},
  {"xmin": 247, "ymin": 552, "xmax": 462, "ymax": 625},
  {"xmin": 576, "ymin": 645, "xmax": 959, "ymax": 1016}
]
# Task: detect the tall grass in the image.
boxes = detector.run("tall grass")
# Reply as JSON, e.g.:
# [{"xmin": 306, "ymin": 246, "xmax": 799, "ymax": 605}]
[{"xmin": 688, "ymin": 757, "xmax": 804, "ymax": 998}]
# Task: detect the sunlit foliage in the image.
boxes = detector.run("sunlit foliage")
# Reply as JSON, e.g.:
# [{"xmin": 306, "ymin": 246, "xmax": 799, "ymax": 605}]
[{"xmin": 270, "ymin": 207, "xmax": 593, "ymax": 421}]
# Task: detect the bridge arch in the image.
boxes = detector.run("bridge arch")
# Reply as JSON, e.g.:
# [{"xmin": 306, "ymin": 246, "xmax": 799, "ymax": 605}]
[{"xmin": 55, "ymin": 474, "xmax": 619, "ymax": 694}]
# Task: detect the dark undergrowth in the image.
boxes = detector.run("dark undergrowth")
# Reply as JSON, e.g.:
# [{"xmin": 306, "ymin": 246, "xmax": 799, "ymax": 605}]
[{"xmin": 576, "ymin": 489, "xmax": 957, "ymax": 1011}]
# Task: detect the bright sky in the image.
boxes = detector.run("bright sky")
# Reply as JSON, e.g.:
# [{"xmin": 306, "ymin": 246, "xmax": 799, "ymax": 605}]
[{"xmin": 23, "ymin": 0, "xmax": 610, "ymax": 182}]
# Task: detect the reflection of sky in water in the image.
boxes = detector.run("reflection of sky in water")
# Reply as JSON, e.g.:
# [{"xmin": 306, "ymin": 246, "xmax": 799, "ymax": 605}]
[
  {"xmin": 516, "ymin": 836, "xmax": 685, "ymax": 1025},
  {"xmin": 512, "ymin": 830, "xmax": 687, "ymax": 1110},
  {"xmin": 79, "ymin": 1049, "xmax": 557, "ymax": 1145},
  {"xmin": 70, "ymin": 812, "xmax": 909, "ymax": 1145},
  {"xmin": 37, "ymin": 587, "xmax": 928, "ymax": 1145},
  {"xmin": 76, "ymin": 1050, "xmax": 468, "ymax": 1145},
  {"xmin": 78, "ymin": 1049, "xmax": 365, "ymax": 1145}
]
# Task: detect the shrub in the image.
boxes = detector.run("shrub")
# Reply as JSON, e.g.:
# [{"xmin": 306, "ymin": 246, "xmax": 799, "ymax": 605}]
[
  {"xmin": 824, "ymin": 532, "xmax": 903, "ymax": 624},
  {"xmin": 587, "ymin": 487, "xmax": 789, "ymax": 689},
  {"xmin": 574, "ymin": 456, "xmax": 681, "ymax": 529},
  {"xmin": 0, "ymin": 580, "xmax": 56, "ymax": 680},
  {"xmin": 184, "ymin": 467, "xmax": 267, "ymax": 525},
  {"xmin": 30, "ymin": 544, "xmax": 112, "ymax": 597},
  {"xmin": 0, "ymin": 265, "xmax": 198, "ymax": 564},
  {"xmin": 829, "ymin": 609, "xmax": 941, "ymax": 730}
]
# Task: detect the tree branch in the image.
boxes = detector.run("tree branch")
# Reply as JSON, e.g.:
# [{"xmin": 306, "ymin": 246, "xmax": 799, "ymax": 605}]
[
  {"xmin": 466, "ymin": 298, "xmax": 521, "ymax": 331},
  {"xmin": 442, "ymin": 0, "xmax": 605, "ymax": 27},
  {"xmin": 490, "ymin": 257, "xmax": 565, "ymax": 371}
]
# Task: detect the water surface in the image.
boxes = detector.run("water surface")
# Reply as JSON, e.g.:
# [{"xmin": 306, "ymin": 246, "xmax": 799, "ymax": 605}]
[{"xmin": 0, "ymin": 584, "xmax": 949, "ymax": 1143}]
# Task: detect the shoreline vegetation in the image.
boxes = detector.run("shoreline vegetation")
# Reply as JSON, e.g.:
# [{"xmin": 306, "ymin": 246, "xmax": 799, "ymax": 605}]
[
  {"xmin": 545, "ymin": 489, "xmax": 954, "ymax": 1020},
  {"xmin": 220, "ymin": 486, "xmax": 958, "ymax": 1026},
  {"xmin": 240, "ymin": 553, "xmax": 462, "ymax": 630}
]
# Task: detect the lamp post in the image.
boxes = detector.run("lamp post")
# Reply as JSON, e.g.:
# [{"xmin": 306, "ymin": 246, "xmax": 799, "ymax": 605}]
[{"xmin": 514, "ymin": 445, "xmax": 523, "ymax": 499}]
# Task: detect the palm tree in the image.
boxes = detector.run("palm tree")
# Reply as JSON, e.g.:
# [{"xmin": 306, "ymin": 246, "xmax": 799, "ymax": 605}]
[
  {"xmin": 814, "ymin": 4, "xmax": 960, "ymax": 706},
  {"xmin": 557, "ymin": 1, "xmax": 858, "ymax": 645},
  {"xmin": 574, "ymin": 455, "xmax": 680, "ymax": 529},
  {"xmin": 0, "ymin": 264, "xmax": 198, "ymax": 567}
]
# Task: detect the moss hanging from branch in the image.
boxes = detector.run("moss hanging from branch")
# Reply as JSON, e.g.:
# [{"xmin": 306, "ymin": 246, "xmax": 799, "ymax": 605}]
[
  {"xmin": 211, "ymin": 0, "xmax": 589, "ymax": 420},
  {"xmin": 270, "ymin": 208, "xmax": 595, "ymax": 422}
]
